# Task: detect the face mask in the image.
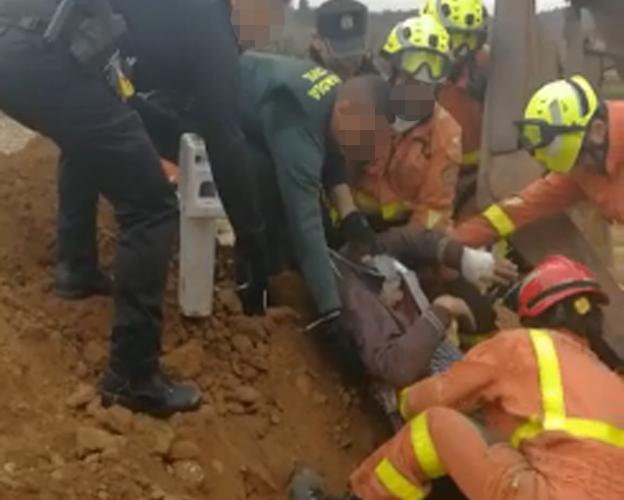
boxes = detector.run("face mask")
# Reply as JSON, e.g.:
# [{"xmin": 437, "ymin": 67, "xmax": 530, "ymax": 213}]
[{"xmin": 392, "ymin": 116, "xmax": 419, "ymax": 133}]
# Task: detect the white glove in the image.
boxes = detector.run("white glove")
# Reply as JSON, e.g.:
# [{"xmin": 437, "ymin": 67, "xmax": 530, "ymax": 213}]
[{"xmin": 461, "ymin": 247, "xmax": 496, "ymax": 287}]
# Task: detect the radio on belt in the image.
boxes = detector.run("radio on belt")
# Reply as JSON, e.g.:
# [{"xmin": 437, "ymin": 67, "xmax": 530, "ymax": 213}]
[{"xmin": 177, "ymin": 133, "xmax": 226, "ymax": 317}]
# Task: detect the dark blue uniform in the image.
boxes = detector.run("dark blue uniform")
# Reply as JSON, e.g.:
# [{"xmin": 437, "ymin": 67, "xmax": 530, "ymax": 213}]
[{"xmin": 0, "ymin": 0, "xmax": 266, "ymax": 414}]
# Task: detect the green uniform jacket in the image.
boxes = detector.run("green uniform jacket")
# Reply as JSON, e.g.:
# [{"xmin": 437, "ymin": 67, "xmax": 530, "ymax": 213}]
[{"xmin": 240, "ymin": 51, "xmax": 344, "ymax": 314}]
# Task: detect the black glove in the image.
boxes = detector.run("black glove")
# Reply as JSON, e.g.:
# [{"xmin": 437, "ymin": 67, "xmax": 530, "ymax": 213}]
[
  {"xmin": 235, "ymin": 228, "xmax": 270, "ymax": 316},
  {"xmin": 305, "ymin": 309, "xmax": 365, "ymax": 383},
  {"xmin": 339, "ymin": 211, "xmax": 376, "ymax": 260}
]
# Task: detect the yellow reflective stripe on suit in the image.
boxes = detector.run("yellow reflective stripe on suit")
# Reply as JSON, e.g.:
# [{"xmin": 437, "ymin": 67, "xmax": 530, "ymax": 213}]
[
  {"xmin": 375, "ymin": 458, "xmax": 428, "ymax": 499},
  {"xmin": 462, "ymin": 150, "xmax": 480, "ymax": 167},
  {"xmin": 411, "ymin": 413, "xmax": 445, "ymax": 479},
  {"xmin": 354, "ymin": 190, "xmax": 409, "ymax": 222},
  {"xmin": 482, "ymin": 204, "xmax": 515, "ymax": 237},
  {"xmin": 374, "ymin": 412, "xmax": 445, "ymax": 498},
  {"xmin": 511, "ymin": 329, "xmax": 624, "ymax": 449}
]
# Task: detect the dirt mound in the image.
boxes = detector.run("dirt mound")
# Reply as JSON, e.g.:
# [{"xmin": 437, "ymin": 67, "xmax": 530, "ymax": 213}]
[{"xmin": 0, "ymin": 138, "xmax": 385, "ymax": 500}]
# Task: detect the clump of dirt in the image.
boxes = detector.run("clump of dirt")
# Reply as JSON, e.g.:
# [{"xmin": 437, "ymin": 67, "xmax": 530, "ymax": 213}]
[{"xmin": 0, "ymin": 138, "xmax": 386, "ymax": 500}]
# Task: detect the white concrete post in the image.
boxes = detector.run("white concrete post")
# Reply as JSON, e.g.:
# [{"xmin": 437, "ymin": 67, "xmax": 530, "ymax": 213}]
[{"xmin": 178, "ymin": 133, "xmax": 225, "ymax": 317}]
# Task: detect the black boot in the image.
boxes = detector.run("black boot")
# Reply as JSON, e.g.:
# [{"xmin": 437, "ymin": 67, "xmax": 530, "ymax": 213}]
[
  {"xmin": 54, "ymin": 264, "xmax": 113, "ymax": 300},
  {"xmin": 289, "ymin": 468, "xmax": 339, "ymax": 500},
  {"xmin": 99, "ymin": 368, "xmax": 202, "ymax": 418}
]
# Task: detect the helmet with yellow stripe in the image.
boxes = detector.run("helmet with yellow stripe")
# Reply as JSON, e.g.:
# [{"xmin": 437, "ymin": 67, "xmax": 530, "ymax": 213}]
[
  {"xmin": 423, "ymin": 0, "xmax": 486, "ymax": 57},
  {"xmin": 380, "ymin": 13, "xmax": 451, "ymax": 83},
  {"xmin": 515, "ymin": 75, "xmax": 599, "ymax": 174}
]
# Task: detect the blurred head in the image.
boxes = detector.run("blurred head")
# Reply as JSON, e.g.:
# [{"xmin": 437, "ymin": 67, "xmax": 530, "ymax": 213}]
[
  {"xmin": 518, "ymin": 255, "xmax": 608, "ymax": 342},
  {"xmin": 515, "ymin": 75, "xmax": 606, "ymax": 174},
  {"xmin": 230, "ymin": 0, "xmax": 288, "ymax": 49},
  {"xmin": 423, "ymin": 0, "xmax": 488, "ymax": 59},
  {"xmin": 331, "ymin": 75, "xmax": 394, "ymax": 164},
  {"xmin": 380, "ymin": 14, "xmax": 451, "ymax": 124}
]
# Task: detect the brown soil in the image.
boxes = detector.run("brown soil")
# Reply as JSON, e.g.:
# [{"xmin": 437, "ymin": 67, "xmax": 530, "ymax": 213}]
[{"xmin": 0, "ymin": 138, "xmax": 386, "ymax": 500}]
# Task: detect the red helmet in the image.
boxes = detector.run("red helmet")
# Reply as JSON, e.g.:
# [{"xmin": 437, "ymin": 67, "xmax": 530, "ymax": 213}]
[{"xmin": 518, "ymin": 255, "xmax": 608, "ymax": 318}]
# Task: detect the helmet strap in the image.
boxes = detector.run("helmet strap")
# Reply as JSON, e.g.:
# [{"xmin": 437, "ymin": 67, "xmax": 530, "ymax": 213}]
[{"xmin": 580, "ymin": 140, "xmax": 608, "ymax": 174}]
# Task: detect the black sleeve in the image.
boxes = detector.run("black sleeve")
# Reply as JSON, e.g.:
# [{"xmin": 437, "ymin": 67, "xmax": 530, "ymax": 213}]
[
  {"xmin": 128, "ymin": 93, "xmax": 190, "ymax": 162},
  {"xmin": 181, "ymin": 0, "xmax": 264, "ymax": 242},
  {"xmin": 372, "ymin": 226, "xmax": 464, "ymax": 270}
]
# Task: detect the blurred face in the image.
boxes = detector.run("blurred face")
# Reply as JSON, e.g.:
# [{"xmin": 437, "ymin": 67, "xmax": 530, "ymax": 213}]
[
  {"xmin": 389, "ymin": 74, "xmax": 436, "ymax": 123},
  {"xmin": 578, "ymin": 118, "xmax": 609, "ymax": 174},
  {"xmin": 332, "ymin": 99, "xmax": 392, "ymax": 164},
  {"xmin": 231, "ymin": 0, "xmax": 286, "ymax": 49}
]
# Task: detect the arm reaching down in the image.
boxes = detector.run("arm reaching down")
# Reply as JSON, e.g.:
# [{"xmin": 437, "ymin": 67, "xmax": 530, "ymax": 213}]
[
  {"xmin": 372, "ymin": 226, "xmax": 464, "ymax": 270},
  {"xmin": 263, "ymin": 106, "xmax": 341, "ymax": 314},
  {"xmin": 454, "ymin": 173, "xmax": 584, "ymax": 247}
]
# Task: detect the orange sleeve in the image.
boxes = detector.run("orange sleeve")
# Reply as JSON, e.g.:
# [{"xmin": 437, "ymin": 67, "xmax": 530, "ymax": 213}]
[
  {"xmin": 454, "ymin": 173, "xmax": 584, "ymax": 247},
  {"xmin": 399, "ymin": 331, "xmax": 523, "ymax": 419},
  {"xmin": 408, "ymin": 108, "xmax": 462, "ymax": 230}
]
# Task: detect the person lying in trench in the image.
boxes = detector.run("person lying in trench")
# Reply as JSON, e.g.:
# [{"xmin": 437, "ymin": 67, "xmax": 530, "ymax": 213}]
[
  {"xmin": 290, "ymin": 255, "xmax": 624, "ymax": 500},
  {"xmin": 326, "ymin": 225, "xmax": 517, "ymax": 428}
]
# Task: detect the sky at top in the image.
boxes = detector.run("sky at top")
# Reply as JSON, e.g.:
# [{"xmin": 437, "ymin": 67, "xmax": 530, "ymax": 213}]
[{"xmin": 305, "ymin": 0, "xmax": 569, "ymax": 13}]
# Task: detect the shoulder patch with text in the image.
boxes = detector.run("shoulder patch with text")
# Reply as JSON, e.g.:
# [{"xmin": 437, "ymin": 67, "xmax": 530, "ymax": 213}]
[{"xmin": 301, "ymin": 67, "xmax": 342, "ymax": 101}]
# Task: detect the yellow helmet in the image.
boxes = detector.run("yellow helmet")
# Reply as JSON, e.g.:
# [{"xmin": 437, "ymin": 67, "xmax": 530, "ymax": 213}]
[
  {"xmin": 380, "ymin": 14, "xmax": 451, "ymax": 83},
  {"xmin": 423, "ymin": 0, "xmax": 486, "ymax": 57},
  {"xmin": 516, "ymin": 75, "xmax": 599, "ymax": 174}
]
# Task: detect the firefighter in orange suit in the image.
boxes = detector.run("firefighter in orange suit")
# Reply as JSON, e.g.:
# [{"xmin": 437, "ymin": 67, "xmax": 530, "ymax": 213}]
[
  {"xmin": 423, "ymin": 0, "xmax": 490, "ymax": 221},
  {"xmin": 350, "ymin": 14, "xmax": 461, "ymax": 233},
  {"xmin": 455, "ymin": 75, "xmax": 624, "ymax": 248},
  {"xmin": 289, "ymin": 254, "xmax": 624, "ymax": 499},
  {"xmin": 347, "ymin": 14, "xmax": 500, "ymax": 338}
]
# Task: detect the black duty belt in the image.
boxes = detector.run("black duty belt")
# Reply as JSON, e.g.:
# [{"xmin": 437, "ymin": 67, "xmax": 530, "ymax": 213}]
[{"xmin": 0, "ymin": 15, "xmax": 49, "ymax": 33}]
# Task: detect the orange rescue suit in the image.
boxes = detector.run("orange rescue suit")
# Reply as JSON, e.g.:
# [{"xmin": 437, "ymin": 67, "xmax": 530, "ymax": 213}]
[
  {"xmin": 350, "ymin": 328, "xmax": 624, "ymax": 499},
  {"xmin": 352, "ymin": 104, "xmax": 462, "ymax": 231},
  {"xmin": 436, "ymin": 48, "xmax": 488, "ymax": 169},
  {"xmin": 455, "ymin": 100, "xmax": 624, "ymax": 247}
]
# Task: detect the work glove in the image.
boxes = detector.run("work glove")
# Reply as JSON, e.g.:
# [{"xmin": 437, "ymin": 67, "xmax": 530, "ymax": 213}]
[
  {"xmin": 461, "ymin": 247, "xmax": 518, "ymax": 288},
  {"xmin": 340, "ymin": 211, "xmax": 376, "ymax": 261},
  {"xmin": 305, "ymin": 309, "xmax": 365, "ymax": 383},
  {"xmin": 235, "ymin": 229, "xmax": 270, "ymax": 316}
]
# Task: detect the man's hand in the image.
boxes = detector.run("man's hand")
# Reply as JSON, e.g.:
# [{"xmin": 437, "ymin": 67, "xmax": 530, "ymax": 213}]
[
  {"xmin": 461, "ymin": 247, "xmax": 518, "ymax": 287},
  {"xmin": 433, "ymin": 295, "xmax": 476, "ymax": 332}
]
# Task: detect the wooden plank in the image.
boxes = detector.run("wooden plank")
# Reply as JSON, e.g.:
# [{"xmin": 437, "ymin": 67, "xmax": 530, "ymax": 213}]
[
  {"xmin": 511, "ymin": 214, "xmax": 624, "ymax": 366},
  {"xmin": 478, "ymin": 0, "xmax": 559, "ymax": 207},
  {"xmin": 484, "ymin": 0, "xmax": 536, "ymax": 154}
]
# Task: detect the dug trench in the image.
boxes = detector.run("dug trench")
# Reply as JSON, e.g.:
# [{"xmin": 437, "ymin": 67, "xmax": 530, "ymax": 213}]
[{"xmin": 0, "ymin": 137, "xmax": 388, "ymax": 500}]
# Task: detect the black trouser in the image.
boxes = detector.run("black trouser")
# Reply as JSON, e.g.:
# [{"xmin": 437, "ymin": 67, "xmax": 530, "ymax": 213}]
[
  {"xmin": 0, "ymin": 27, "xmax": 177, "ymax": 378},
  {"xmin": 57, "ymin": 154, "xmax": 100, "ymax": 276},
  {"xmin": 55, "ymin": 93, "xmax": 185, "ymax": 276}
]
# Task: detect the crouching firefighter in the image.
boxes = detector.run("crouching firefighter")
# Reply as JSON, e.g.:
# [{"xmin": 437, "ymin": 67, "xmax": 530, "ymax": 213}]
[
  {"xmin": 290, "ymin": 255, "xmax": 624, "ymax": 500},
  {"xmin": 0, "ymin": 0, "xmax": 205, "ymax": 416},
  {"xmin": 455, "ymin": 75, "xmax": 624, "ymax": 251},
  {"xmin": 330, "ymin": 226, "xmax": 516, "ymax": 428}
]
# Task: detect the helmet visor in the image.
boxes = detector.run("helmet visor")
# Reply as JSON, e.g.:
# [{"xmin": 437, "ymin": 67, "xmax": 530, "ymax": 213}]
[
  {"xmin": 515, "ymin": 119, "xmax": 586, "ymax": 173},
  {"xmin": 399, "ymin": 49, "xmax": 450, "ymax": 83},
  {"xmin": 515, "ymin": 119, "xmax": 584, "ymax": 153}
]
